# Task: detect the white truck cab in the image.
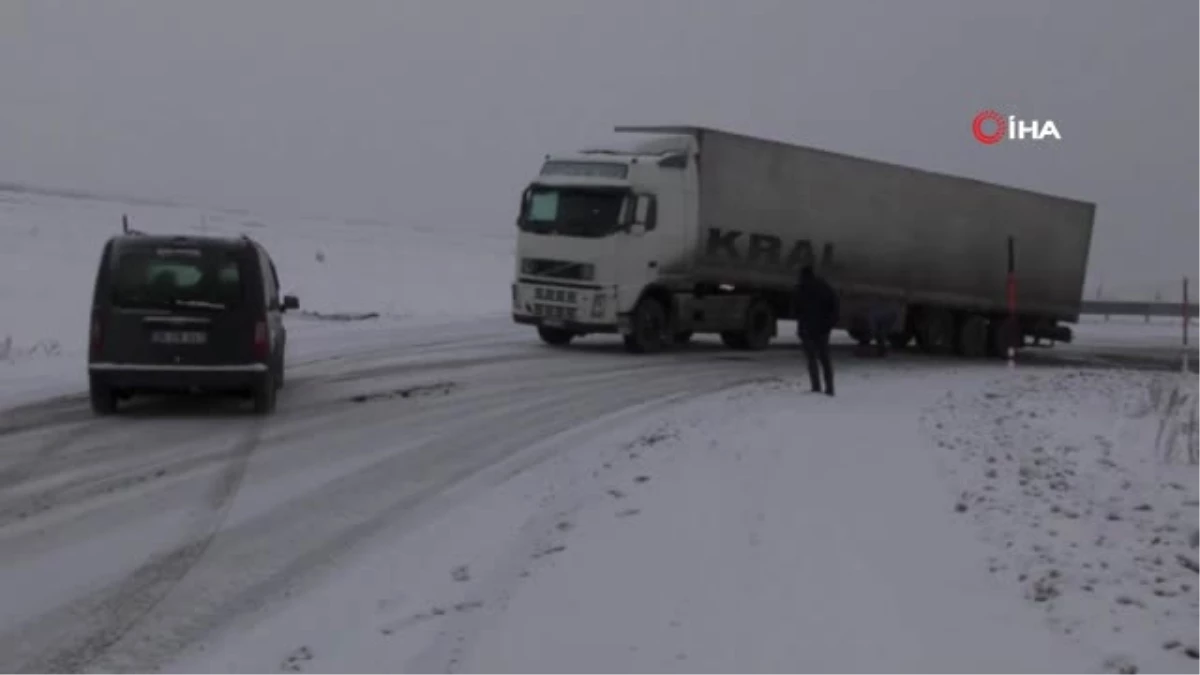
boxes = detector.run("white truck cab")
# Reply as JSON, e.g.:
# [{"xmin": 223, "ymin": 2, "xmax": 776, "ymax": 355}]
[{"xmin": 512, "ymin": 130, "xmax": 703, "ymax": 352}]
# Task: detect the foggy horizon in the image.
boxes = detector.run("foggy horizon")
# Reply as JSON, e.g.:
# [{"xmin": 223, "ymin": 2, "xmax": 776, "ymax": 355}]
[{"xmin": 1, "ymin": 0, "xmax": 1196, "ymax": 300}]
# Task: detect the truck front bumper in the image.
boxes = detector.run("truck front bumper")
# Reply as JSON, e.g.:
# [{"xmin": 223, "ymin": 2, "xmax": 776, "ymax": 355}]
[
  {"xmin": 511, "ymin": 281, "xmax": 619, "ymax": 333},
  {"xmin": 512, "ymin": 314, "xmax": 619, "ymax": 334}
]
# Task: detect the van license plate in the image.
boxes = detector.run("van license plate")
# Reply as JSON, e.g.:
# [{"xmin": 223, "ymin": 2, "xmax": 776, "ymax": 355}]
[{"xmin": 152, "ymin": 331, "xmax": 207, "ymax": 345}]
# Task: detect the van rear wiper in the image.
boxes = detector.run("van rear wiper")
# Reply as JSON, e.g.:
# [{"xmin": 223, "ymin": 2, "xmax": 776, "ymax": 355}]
[{"xmin": 172, "ymin": 299, "xmax": 227, "ymax": 310}]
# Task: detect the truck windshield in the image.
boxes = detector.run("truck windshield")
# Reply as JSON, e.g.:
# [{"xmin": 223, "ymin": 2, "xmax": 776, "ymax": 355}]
[
  {"xmin": 110, "ymin": 245, "xmax": 247, "ymax": 310},
  {"xmin": 518, "ymin": 186, "xmax": 630, "ymax": 238}
]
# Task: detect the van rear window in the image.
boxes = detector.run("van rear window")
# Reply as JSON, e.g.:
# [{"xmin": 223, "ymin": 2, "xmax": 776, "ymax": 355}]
[{"xmin": 110, "ymin": 245, "xmax": 247, "ymax": 310}]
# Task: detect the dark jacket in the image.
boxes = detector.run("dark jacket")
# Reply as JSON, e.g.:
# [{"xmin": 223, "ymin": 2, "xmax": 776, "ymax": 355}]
[{"xmin": 794, "ymin": 272, "xmax": 840, "ymax": 336}]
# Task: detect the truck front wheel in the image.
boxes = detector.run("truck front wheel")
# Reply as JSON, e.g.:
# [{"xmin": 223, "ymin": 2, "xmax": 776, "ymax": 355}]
[
  {"xmin": 538, "ymin": 326, "xmax": 575, "ymax": 346},
  {"xmin": 623, "ymin": 297, "xmax": 670, "ymax": 354}
]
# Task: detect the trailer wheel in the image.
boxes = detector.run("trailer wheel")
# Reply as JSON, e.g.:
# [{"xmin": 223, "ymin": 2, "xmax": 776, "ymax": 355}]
[
  {"xmin": 623, "ymin": 296, "xmax": 670, "ymax": 354},
  {"xmin": 956, "ymin": 315, "xmax": 989, "ymax": 358},
  {"xmin": 988, "ymin": 316, "xmax": 1019, "ymax": 358},
  {"xmin": 915, "ymin": 309, "xmax": 955, "ymax": 354},
  {"xmin": 742, "ymin": 298, "xmax": 776, "ymax": 350},
  {"xmin": 538, "ymin": 326, "xmax": 575, "ymax": 346},
  {"xmin": 719, "ymin": 299, "xmax": 775, "ymax": 351},
  {"xmin": 848, "ymin": 327, "xmax": 872, "ymax": 347},
  {"xmin": 720, "ymin": 331, "xmax": 748, "ymax": 349}
]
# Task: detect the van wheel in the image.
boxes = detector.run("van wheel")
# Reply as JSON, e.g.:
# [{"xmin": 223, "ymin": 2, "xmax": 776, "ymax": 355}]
[
  {"xmin": 89, "ymin": 377, "xmax": 118, "ymax": 416},
  {"xmin": 623, "ymin": 296, "xmax": 670, "ymax": 354},
  {"xmin": 253, "ymin": 373, "xmax": 277, "ymax": 414}
]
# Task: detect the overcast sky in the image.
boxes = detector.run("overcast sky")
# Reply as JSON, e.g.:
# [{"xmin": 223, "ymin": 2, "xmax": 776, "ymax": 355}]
[{"xmin": 0, "ymin": 0, "xmax": 1195, "ymax": 297}]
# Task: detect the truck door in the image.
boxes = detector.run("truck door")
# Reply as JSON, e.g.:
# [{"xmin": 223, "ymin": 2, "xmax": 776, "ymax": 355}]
[
  {"xmin": 615, "ymin": 193, "xmax": 661, "ymax": 306},
  {"xmin": 623, "ymin": 164, "xmax": 689, "ymax": 276}
]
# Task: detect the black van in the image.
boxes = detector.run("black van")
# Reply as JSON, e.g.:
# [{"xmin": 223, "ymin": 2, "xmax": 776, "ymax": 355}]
[{"xmin": 87, "ymin": 233, "xmax": 299, "ymax": 415}]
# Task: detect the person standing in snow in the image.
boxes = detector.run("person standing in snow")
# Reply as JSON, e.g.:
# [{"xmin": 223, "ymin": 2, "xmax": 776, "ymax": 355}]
[{"xmin": 793, "ymin": 265, "xmax": 839, "ymax": 396}]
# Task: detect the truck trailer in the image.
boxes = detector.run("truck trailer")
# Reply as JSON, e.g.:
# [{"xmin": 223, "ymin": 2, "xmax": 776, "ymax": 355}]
[{"xmin": 511, "ymin": 125, "xmax": 1096, "ymax": 357}]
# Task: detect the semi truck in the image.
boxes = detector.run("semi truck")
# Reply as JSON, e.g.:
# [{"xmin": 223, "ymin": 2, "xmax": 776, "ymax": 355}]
[{"xmin": 511, "ymin": 125, "xmax": 1096, "ymax": 357}]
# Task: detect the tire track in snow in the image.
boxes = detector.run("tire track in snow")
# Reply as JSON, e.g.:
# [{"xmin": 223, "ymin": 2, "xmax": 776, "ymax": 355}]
[
  {"xmin": 0, "ymin": 355, "xmax": 587, "ymax": 564},
  {"xmin": 72, "ymin": 364, "xmax": 754, "ymax": 673},
  {"xmin": 0, "ymin": 394, "xmax": 93, "ymax": 438},
  {"xmin": 1, "ymin": 421, "xmax": 263, "ymax": 674},
  {"xmin": 0, "ymin": 419, "xmax": 234, "ymax": 529},
  {"xmin": 0, "ymin": 420, "xmax": 108, "ymax": 492}
]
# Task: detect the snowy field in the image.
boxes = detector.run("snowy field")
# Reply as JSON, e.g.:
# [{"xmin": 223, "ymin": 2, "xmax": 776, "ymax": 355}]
[
  {"xmin": 0, "ymin": 189, "xmax": 514, "ymax": 360},
  {"xmin": 0, "ymin": 189, "xmax": 514, "ymax": 407},
  {"xmin": 0, "ymin": 190, "xmax": 1197, "ymax": 673}
]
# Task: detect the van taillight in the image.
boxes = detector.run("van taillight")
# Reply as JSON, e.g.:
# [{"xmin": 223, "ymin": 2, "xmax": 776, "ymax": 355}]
[
  {"xmin": 89, "ymin": 318, "xmax": 103, "ymax": 355},
  {"xmin": 252, "ymin": 320, "xmax": 269, "ymax": 360}
]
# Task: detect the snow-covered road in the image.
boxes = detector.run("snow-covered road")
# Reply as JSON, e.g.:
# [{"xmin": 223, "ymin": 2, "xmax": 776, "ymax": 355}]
[
  {"xmin": 0, "ymin": 317, "xmax": 837, "ymax": 672},
  {"xmin": 1, "ymin": 316, "xmax": 1195, "ymax": 674}
]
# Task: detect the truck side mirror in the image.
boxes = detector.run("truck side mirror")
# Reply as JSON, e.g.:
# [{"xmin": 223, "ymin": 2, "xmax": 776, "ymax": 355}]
[{"xmin": 516, "ymin": 188, "xmax": 531, "ymax": 226}]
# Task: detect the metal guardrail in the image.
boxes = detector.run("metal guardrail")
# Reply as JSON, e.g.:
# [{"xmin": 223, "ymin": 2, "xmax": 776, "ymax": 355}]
[{"xmin": 1081, "ymin": 301, "xmax": 1199, "ymax": 318}]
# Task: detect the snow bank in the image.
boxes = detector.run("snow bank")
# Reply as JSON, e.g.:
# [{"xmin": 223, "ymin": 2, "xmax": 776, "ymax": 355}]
[
  {"xmin": 169, "ymin": 367, "xmax": 1103, "ymax": 674},
  {"xmin": 0, "ymin": 191, "xmax": 514, "ymax": 366},
  {"xmin": 1073, "ymin": 316, "xmax": 1195, "ymax": 351},
  {"xmin": 925, "ymin": 370, "xmax": 1200, "ymax": 673}
]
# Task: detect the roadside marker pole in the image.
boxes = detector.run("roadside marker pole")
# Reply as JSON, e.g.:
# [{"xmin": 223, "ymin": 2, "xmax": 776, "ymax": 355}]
[
  {"xmin": 1007, "ymin": 236, "xmax": 1016, "ymax": 370},
  {"xmin": 1184, "ymin": 276, "xmax": 1190, "ymax": 374}
]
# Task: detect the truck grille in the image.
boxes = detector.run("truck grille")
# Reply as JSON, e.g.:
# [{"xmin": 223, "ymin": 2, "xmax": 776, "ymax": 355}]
[
  {"xmin": 533, "ymin": 287, "xmax": 578, "ymax": 304},
  {"xmin": 524, "ymin": 258, "xmax": 592, "ymax": 281},
  {"xmin": 532, "ymin": 304, "xmax": 578, "ymax": 320}
]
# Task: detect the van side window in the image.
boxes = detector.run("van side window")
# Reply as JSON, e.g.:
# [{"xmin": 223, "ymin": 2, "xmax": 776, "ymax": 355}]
[{"xmin": 256, "ymin": 245, "xmax": 279, "ymax": 308}]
